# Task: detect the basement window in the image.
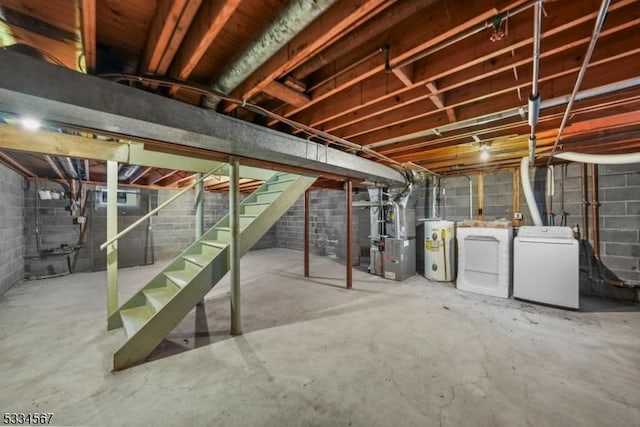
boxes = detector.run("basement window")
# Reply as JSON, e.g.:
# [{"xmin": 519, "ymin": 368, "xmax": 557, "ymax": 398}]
[{"xmin": 96, "ymin": 188, "xmax": 140, "ymax": 208}]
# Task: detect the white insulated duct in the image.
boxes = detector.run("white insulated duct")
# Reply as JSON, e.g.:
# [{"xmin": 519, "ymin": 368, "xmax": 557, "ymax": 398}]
[
  {"xmin": 520, "ymin": 156, "xmax": 544, "ymax": 226},
  {"xmin": 554, "ymin": 151, "xmax": 640, "ymax": 164},
  {"xmin": 202, "ymin": 0, "xmax": 338, "ymax": 108}
]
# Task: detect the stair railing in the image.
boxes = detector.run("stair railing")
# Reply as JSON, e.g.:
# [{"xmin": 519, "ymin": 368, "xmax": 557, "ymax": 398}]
[
  {"xmin": 100, "ymin": 163, "xmax": 226, "ymax": 251},
  {"xmin": 100, "ymin": 162, "xmax": 227, "ymax": 317}
]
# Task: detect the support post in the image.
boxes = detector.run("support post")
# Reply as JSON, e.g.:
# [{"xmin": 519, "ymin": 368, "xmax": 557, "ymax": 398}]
[
  {"xmin": 195, "ymin": 172, "xmax": 204, "ymax": 239},
  {"xmin": 106, "ymin": 160, "xmax": 118, "ymax": 318},
  {"xmin": 346, "ymin": 180, "xmax": 353, "ymax": 289},
  {"xmin": 581, "ymin": 164, "xmax": 590, "ymax": 242},
  {"xmin": 304, "ymin": 189, "xmax": 310, "ymax": 277},
  {"xmin": 513, "ymin": 169, "xmax": 521, "ymax": 227},
  {"xmin": 229, "ymin": 157, "xmax": 241, "ymax": 335},
  {"xmin": 590, "ymin": 164, "xmax": 600, "ymax": 259},
  {"xmin": 477, "ymin": 173, "xmax": 484, "ymax": 220}
]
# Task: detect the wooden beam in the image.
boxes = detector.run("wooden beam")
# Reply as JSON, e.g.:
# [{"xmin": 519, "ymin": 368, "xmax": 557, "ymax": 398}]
[
  {"xmin": 270, "ymin": 0, "xmax": 510, "ymax": 119},
  {"xmin": 129, "ymin": 167, "xmax": 152, "ymax": 184},
  {"xmin": 148, "ymin": 169, "xmax": 178, "ymax": 185},
  {"xmin": 140, "ymin": 0, "xmax": 202, "ymax": 76},
  {"xmin": 349, "ymin": 50, "xmax": 640, "ymax": 146},
  {"xmin": 222, "ymin": 0, "xmax": 391, "ymax": 113},
  {"xmin": 445, "ymin": 108, "xmax": 457, "ymax": 123},
  {"xmin": 291, "ymin": 0, "xmax": 438, "ymax": 80},
  {"xmin": 0, "ymin": 124, "xmax": 129, "ymax": 161},
  {"xmin": 393, "ymin": 64, "xmax": 414, "ymax": 87},
  {"xmin": 43, "ymin": 154, "xmax": 65, "ymax": 179},
  {"xmin": 292, "ymin": 0, "xmax": 635, "ymax": 132},
  {"xmin": 84, "ymin": 159, "xmax": 90, "ymax": 181},
  {"xmin": 169, "ymin": 0, "xmax": 242, "ymax": 94},
  {"xmin": 80, "ymin": 0, "xmax": 96, "ymax": 73},
  {"xmin": 262, "ymin": 81, "xmax": 310, "ymax": 107},
  {"xmin": 425, "ymin": 81, "xmax": 445, "ymax": 109},
  {"xmin": 0, "ymin": 151, "xmax": 35, "ymax": 177}
]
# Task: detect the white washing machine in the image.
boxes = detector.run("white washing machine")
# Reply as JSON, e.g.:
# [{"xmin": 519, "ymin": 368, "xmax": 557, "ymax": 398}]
[
  {"xmin": 514, "ymin": 226, "xmax": 579, "ymax": 309},
  {"xmin": 423, "ymin": 219, "xmax": 455, "ymax": 281},
  {"xmin": 456, "ymin": 221, "xmax": 513, "ymax": 298}
]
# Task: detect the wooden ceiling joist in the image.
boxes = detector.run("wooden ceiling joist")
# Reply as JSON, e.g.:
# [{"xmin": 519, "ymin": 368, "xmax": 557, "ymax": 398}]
[
  {"xmin": 262, "ymin": 80, "xmax": 310, "ymax": 107},
  {"xmin": 80, "ymin": 0, "xmax": 96, "ymax": 73},
  {"xmin": 293, "ymin": 0, "xmax": 636, "ymax": 134},
  {"xmin": 169, "ymin": 0, "xmax": 242, "ymax": 95},
  {"xmin": 0, "ymin": 151, "xmax": 36, "ymax": 177},
  {"xmin": 222, "ymin": 0, "xmax": 392, "ymax": 113},
  {"xmin": 140, "ymin": 0, "xmax": 202, "ymax": 76}
]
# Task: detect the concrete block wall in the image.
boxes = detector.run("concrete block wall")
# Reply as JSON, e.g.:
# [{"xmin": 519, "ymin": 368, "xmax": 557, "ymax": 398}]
[
  {"xmin": 276, "ymin": 189, "xmax": 359, "ymax": 265},
  {"xmin": 24, "ymin": 181, "xmax": 92, "ymax": 277},
  {"xmin": 598, "ymin": 163, "xmax": 640, "ymax": 285},
  {"xmin": 153, "ymin": 189, "xmax": 276, "ymax": 261},
  {"xmin": 0, "ymin": 163, "xmax": 24, "ymax": 295},
  {"xmin": 22, "ymin": 182, "xmax": 277, "ymax": 276},
  {"xmin": 428, "ymin": 163, "xmax": 639, "ymax": 300}
]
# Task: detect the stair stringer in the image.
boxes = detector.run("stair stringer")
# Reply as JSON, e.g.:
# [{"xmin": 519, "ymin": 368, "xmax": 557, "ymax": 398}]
[{"xmin": 112, "ymin": 174, "xmax": 316, "ymax": 370}]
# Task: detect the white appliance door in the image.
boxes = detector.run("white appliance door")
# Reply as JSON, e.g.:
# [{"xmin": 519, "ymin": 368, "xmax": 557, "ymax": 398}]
[
  {"xmin": 462, "ymin": 235, "xmax": 500, "ymax": 291},
  {"xmin": 514, "ymin": 239, "xmax": 579, "ymax": 309}
]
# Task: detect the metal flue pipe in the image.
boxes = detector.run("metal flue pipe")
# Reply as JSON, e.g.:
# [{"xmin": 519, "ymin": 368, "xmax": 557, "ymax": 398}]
[
  {"xmin": 547, "ymin": 0, "xmax": 611, "ymax": 163},
  {"xmin": 528, "ymin": 1, "xmax": 543, "ymax": 163},
  {"xmin": 57, "ymin": 156, "xmax": 78, "ymax": 179}
]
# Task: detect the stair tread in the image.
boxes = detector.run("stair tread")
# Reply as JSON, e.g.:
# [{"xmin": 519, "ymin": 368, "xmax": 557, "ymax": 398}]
[
  {"xmin": 164, "ymin": 269, "xmax": 194, "ymax": 288},
  {"xmin": 243, "ymin": 202, "xmax": 270, "ymax": 206},
  {"xmin": 183, "ymin": 253, "xmax": 214, "ymax": 267},
  {"xmin": 256, "ymin": 189, "xmax": 283, "ymax": 195},
  {"xmin": 120, "ymin": 305, "xmax": 154, "ymax": 338},
  {"xmin": 143, "ymin": 286, "xmax": 177, "ymax": 310},
  {"xmin": 200, "ymin": 239, "xmax": 228, "ymax": 248}
]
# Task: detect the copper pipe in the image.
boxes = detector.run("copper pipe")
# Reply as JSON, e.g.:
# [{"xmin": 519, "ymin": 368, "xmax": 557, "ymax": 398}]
[
  {"xmin": 581, "ymin": 164, "xmax": 590, "ymax": 242},
  {"xmin": 304, "ymin": 189, "xmax": 310, "ymax": 277},
  {"xmin": 590, "ymin": 164, "xmax": 600, "ymax": 258},
  {"xmin": 346, "ymin": 181, "xmax": 353, "ymax": 289}
]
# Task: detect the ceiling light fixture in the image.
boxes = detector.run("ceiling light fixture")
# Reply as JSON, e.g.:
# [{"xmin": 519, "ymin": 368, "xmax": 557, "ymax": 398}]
[
  {"xmin": 19, "ymin": 117, "xmax": 41, "ymax": 131},
  {"xmin": 480, "ymin": 144, "xmax": 490, "ymax": 161}
]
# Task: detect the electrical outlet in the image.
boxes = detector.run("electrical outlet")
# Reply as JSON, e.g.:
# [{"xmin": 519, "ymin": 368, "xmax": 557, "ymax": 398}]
[
  {"xmin": 514, "ymin": 212, "xmax": 523, "ymax": 220},
  {"xmin": 74, "ymin": 216, "xmax": 87, "ymax": 224}
]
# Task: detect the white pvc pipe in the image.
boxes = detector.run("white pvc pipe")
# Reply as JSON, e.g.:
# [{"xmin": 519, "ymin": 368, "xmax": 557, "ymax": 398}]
[
  {"xmin": 520, "ymin": 156, "xmax": 544, "ymax": 226},
  {"xmin": 554, "ymin": 151, "xmax": 640, "ymax": 164}
]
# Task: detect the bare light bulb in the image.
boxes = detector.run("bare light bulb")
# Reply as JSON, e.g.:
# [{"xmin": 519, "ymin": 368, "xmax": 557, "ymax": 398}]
[
  {"xmin": 20, "ymin": 117, "xmax": 42, "ymax": 131},
  {"xmin": 480, "ymin": 150, "xmax": 490, "ymax": 161}
]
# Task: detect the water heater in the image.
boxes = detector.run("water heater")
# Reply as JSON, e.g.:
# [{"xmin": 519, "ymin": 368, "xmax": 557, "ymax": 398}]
[{"xmin": 423, "ymin": 219, "xmax": 456, "ymax": 282}]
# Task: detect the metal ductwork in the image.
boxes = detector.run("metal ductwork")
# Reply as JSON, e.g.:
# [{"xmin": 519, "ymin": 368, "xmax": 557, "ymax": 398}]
[
  {"xmin": 119, "ymin": 165, "xmax": 140, "ymax": 181},
  {"xmin": 57, "ymin": 156, "xmax": 78, "ymax": 179},
  {"xmin": 202, "ymin": 0, "xmax": 338, "ymax": 109}
]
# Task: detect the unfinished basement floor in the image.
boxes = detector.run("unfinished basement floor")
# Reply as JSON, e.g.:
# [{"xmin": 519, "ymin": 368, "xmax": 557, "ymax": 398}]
[{"xmin": 1, "ymin": 248, "xmax": 639, "ymax": 426}]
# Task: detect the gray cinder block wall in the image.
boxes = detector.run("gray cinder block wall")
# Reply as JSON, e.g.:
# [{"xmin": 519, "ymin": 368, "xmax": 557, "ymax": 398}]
[
  {"xmin": 23, "ymin": 181, "xmax": 92, "ymax": 277},
  {"xmin": 153, "ymin": 189, "xmax": 276, "ymax": 261},
  {"xmin": 598, "ymin": 163, "xmax": 640, "ymax": 285},
  {"xmin": 22, "ymin": 182, "xmax": 277, "ymax": 275},
  {"xmin": 275, "ymin": 189, "xmax": 359, "ymax": 265},
  {"xmin": 426, "ymin": 162, "xmax": 639, "ymax": 300},
  {"xmin": 0, "ymin": 163, "xmax": 24, "ymax": 295}
]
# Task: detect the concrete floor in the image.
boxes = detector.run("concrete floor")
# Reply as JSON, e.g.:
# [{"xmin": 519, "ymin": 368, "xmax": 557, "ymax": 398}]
[{"xmin": 0, "ymin": 248, "xmax": 639, "ymax": 426}]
